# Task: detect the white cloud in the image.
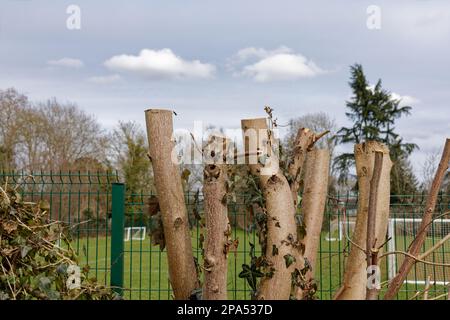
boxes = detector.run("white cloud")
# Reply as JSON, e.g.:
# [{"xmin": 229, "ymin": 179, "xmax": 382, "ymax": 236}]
[
  {"xmin": 104, "ymin": 48, "xmax": 215, "ymax": 80},
  {"xmin": 47, "ymin": 58, "xmax": 84, "ymax": 68},
  {"xmin": 87, "ymin": 74, "xmax": 121, "ymax": 84},
  {"xmin": 227, "ymin": 46, "xmax": 292, "ymax": 67},
  {"xmin": 390, "ymin": 92, "xmax": 420, "ymax": 106},
  {"xmin": 242, "ymin": 54, "xmax": 326, "ymax": 82},
  {"xmin": 229, "ymin": 46, "xmax": 327, "ymax": 82},
  {"xmin": 367, "ymin": 85, "xmax": 420, "ymax": 106}
]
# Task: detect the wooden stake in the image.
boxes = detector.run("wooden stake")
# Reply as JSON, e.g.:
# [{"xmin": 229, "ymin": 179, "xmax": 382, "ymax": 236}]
[{"xmin": 145, "ymin": 109, "xmax": 199, "ymax": 300}]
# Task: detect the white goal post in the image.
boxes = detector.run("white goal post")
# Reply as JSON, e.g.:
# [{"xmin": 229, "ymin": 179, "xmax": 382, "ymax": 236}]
[
  {"xmin": 326, "ymin": 217, "xmax": 450, "ymax": 286},
  {"xmin": 387, "ymin": 218, "xmax": 450, "ymax": 286},
  {"xmin": 124, "ymin": 226, "xmax": 146, "ymax": 241},
  {"xmin": 325, "ymin": 219, "xmax": 355, "ymax": 242}
]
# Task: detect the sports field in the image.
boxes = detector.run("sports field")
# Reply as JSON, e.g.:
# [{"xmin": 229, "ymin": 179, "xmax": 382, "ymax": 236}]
[{"xmin": 72, "ymin": 228, "xmax": 449, "ymax": 300}]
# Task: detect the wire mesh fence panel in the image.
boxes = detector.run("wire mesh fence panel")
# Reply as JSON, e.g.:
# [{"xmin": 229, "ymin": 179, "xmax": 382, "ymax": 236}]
[
  {"xmin": 0, "ymin": 170, "xmax": 119, "ymax": 287},
  {"xmin": 121, "ymin": 192, "xmax": 262, "ymax": 300},
  {"xmin": 1, "ymin": 171, "xmax": 448, "ymax": 300}
]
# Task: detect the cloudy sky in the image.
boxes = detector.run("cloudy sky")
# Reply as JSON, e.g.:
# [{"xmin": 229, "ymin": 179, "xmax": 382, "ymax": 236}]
[{"xmin": 0, "ymin": 0, "xmax": 449, "ymax": 177}]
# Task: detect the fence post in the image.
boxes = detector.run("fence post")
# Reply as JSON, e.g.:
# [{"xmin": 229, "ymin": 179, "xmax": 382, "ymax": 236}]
[{"xmin": 111, "ymin": 183, "xmax": 125, "ymax": 296}]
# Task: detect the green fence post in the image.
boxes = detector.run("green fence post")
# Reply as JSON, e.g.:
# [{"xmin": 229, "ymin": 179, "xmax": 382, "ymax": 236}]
[{"xmin": 111, "ymin": 183, "xmax": 125, "ymax": 296}]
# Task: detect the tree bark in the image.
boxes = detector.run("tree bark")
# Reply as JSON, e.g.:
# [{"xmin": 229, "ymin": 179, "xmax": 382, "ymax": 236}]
[
  {"xmin": 295, "ymin": 148, "xmax": 330, "ymax": 299},
  {"xmin": 203, "ymin": 163, "xmax": 230, "ymax": 300},
  {"xmin": 145, "ymin": 109, "xmax": 199, "ymax": 300},
  {"xmin": 335, "ymin": 141, "xmax": 392, "ymax": 300},
  {"xmin": 366, "ymin": 151, "xmax": 383, "ymax": 300},
  {"xmin": 384, "ymin": 138, "xmax": 450, "ymax": 300},
  {"xmin": 288, "ymin": 128, "xmax": 315, "ymax": 207},
  {"xmin": 241, "ymin": 118, "xmax": 300, "ymax": 300}
]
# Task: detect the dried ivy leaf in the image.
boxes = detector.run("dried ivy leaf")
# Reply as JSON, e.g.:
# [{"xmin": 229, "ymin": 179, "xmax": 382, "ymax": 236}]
[
  {"xmin": 20, "ymin": 245, "xmax": 32, "ymax": 258},
  {"xmin": 38, "ymin": 200, "xmax": 50, "ymax": 212},
  {"xmin": 2, "ymin": 221, "xmax": 17, "ymax": 234}
]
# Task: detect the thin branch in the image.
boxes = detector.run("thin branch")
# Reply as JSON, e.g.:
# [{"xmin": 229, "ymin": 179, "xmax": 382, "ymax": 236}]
[
  {"xmin": 418, "ymin": 233, "xmax": 450, "ymax": 260},
  {"xmin": 378, "ymin": 250, "xmax": 450, "ymax": 267},
  {"xmin": 408, "ymin": 290, "xmax": 423, "ymax": 301},
  {"xmin": 366, "ymin": 151, "xmax": 383, "ymax": 300},
  {"xmin": 384, "ymin": 139, "xmax": 450, "ymax": 299},
  {"xmin": 309, "ymin": 130, "xmax": 330, "ymax": 150},
  {"xmin": 0, "ymin": 260, "xmax": 16, "ymax": 300},
  {"xmin": 428, "ymin": 292, "xmax": 449, "ymax": 301}
]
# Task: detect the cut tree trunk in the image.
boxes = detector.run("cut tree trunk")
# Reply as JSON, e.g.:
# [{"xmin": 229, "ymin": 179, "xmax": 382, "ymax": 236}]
[
  {"xmin": 288, "ymin": 128, "xmax": 315, "ymax": 207},
  {"xmin": 202, "ymin": 135, "xmax": 230, "ymax": 300},
  {"xmin": 241, "ymin": 118, "xmax": 300, "ymax": 300},
  {"xmin": 203, "ymin": 163, "xmax": 230, "ymax": 300},
  {"xmin": 295, "ymin": 148, "xmax": 330, "ymax": 299},
  {"xmin": 145, "ymin": 109, "xmax": 199, "ymax": 300},
  {"xmin": 335, "ymin": 141, "xmax": 392, "ymax": 300},
  {"xmin": 384, "ymin": 138, "xmax": 450, "ymax": 300}
]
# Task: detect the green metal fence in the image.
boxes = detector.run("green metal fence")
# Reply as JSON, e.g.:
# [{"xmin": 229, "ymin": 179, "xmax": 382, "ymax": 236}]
[
  {"xmin": 0, "ymin": 170, "xmax": 119, "ymax": 289},
  {"xmin": 1, "ymin": 171, "xmax": 449, "ymax": 300}
]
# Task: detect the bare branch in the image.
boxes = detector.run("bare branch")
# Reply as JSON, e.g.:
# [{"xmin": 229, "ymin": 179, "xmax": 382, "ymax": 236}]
[{"xmin": 384, "ymin": 138, "xmax": 450, "ymax": 299}]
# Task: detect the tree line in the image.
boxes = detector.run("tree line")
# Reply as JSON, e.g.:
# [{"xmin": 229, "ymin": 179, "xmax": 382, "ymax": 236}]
[
  {"xmin": 0, "ymin": 88, "xmax": 152, "ymax": 195},
  {"xmin": 1, "ymin": 64, "xmax": 448, "ymax": 196}
]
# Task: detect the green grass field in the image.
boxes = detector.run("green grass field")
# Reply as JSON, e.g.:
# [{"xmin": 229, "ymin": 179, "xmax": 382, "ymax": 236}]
[{"xmin": 72, "ymin": 228, "xmax": 449, "ymax": 300}]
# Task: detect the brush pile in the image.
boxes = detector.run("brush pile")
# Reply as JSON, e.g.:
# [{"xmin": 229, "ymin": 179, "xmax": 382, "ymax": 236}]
[{"xmin": 0, "ymin": 185, "xmax": 118, "ymax": 300}]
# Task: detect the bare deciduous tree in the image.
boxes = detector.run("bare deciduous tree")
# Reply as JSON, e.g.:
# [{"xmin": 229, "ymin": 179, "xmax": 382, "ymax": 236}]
[
  {"xmin": 0, "ymin": 88, "xmax": 29, "ymax": 170},
  {"xmin": 421, "ymin": 149, "xmax": 441, "ymax": 191},
  {"xmin": 110, "ymin": 121, "xmax": 153, "ymax": 193},
  {"xmin": 4, "ymin": 96, "xmax": 109, "ymax": 171},
  {"xmin": 35, "ymin": 99, "xmax": 109, "ymax": 170}
]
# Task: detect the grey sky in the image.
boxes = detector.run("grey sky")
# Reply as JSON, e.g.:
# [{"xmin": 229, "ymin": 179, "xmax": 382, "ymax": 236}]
[{"xmin": 0, "ymin": 0, "xmax": 449, "ymax": 177}]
